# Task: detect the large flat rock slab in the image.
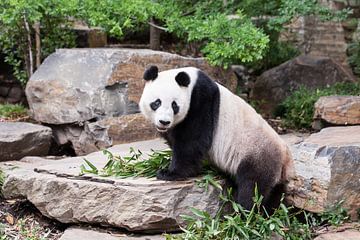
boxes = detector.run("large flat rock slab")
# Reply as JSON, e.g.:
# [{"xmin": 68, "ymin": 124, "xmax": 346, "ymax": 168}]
[
  {"xmin": 2, "ymin": 127, "xmax": 360, "ymax": 232},
  {"xmin": 0, "ymin": 122, "xmax": 52, "ymax": 161},
  {"xmin": 1, "ymin": 139, "xmax": 222, "ymax": 233},
  {"xmin": 314, "ymin": 96, "xmax": 360, "ymax": 126},
  {"xmin": 287, "ymin": 126, "xmax": 360, "ymax": 219}
]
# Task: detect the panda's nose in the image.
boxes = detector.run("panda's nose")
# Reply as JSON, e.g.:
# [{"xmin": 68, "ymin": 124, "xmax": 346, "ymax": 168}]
[{"xmin": 159, "ymin": 120, "xmax": 170, "ymax": 126}]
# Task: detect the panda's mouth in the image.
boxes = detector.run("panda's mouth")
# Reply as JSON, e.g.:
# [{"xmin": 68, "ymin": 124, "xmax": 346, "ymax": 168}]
[{"xmin": 156, "ymin": 126, "xmax": 169, "ymax": 133}]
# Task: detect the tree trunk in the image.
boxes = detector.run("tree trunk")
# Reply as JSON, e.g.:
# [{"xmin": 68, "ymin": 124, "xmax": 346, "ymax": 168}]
[
  {"xmin": 34, "ymin": 22, "xmax": 41, "ymax": 69},
  {"xmin": 23, "ymin": 15, "xmax": 33, "ymax": 77},
  {"xmin": 150, "ymin": 18, "xmax": 161, "ymax": 50}
]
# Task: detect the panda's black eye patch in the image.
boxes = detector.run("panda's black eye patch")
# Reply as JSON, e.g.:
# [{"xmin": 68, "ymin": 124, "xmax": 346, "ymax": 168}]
[
  {"xmin": 150, "ymin": 99, "xmax": 161, "ymax": 111},
  {"xmin": 172, "ymin": 101, "xmax": 179, "ymax": 114}
]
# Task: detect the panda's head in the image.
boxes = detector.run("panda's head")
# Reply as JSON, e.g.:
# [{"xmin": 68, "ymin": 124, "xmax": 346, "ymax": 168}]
[{"xmin": 139, "ymin": 66, "xmax": 198, "ymax": 133}]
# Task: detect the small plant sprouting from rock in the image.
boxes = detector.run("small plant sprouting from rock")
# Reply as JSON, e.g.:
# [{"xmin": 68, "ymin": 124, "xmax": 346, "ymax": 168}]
[
  {"xmin": 0, "ymin": 104, "xmax": 28, "ymax": 120},
  {"xmin": 80, "ymin": 148, "xmax": 172, "ymax": 178}
]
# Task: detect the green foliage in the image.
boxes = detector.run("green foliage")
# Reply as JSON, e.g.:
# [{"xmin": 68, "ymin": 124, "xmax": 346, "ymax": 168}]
[
  {"xmin": 0, "ymin": 0, "xmax": 77, "ymax": 85},
  {"xmin": 0, "ymin": 0, "xmax": 350, "ymax": 82},
  {"xmin": 15, "ymin": 219, "xmax": 47, "ymax": 240},
  {"xmin": 0, "ymin": 168, "xmax": 4, "ymax": 198},
  {"xmin": 319, "ymin": 200, "xmax": 349, "ymax": 226},
  {"xmin": 80, "ymin": 148, "xmax": 222, "ymax": 183},
  {"xmin": 280, "ymin": 82, "xmax": 360, "ymax": 129},
  {"xmin": 165, "ymin": 9, "xmax": 269, "ymax": 68},
  {"xmin": 348, "ymin": 41, "xmax": 360, "ymax": 76},
  {"xmin": 166, "ymin": 189, "xmax": 350, "ymax": 240},
  {"xmin": 80, "ymin": 148, "xmax": 172, "ymax": 178},
  {"xmin": 167, "ymin": 188, "xmax": 314, "ymax": 240},
  {"xmin": 0, "ymin": 103, "xmax": 27, "ymax": 119}
]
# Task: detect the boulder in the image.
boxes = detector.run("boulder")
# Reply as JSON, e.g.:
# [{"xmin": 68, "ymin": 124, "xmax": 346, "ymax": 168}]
[
  {"xmin": 251, "ymin": 55, "xmax": 356, "ymax": 116},
  {"xmin": 26, "ymin": 48, "xmax": 237, "ymax": 125},
  {"xmin": 313, "ymin": 96, "xmax": 360, "ymax": 128},
  {"xmin": 314, "ymin": 223, "xmax": 360, "ymax": 240},
  {"xmin": 51, "ymin": 114, "xmax": 157, "ymax": 156},
  {"xmin": 287, "ymin": 126, "xmax": 360, "ymax": 220},
  {"xmin": 314, "ymin": 230, "xmax": 360, "ymax": 240},
  {"xmin": 0, "ymin": 122, "xmax": 52, "ymax": 161},
  {"xmin": 1, "ymin": 139, "xmax": 222, "ymax": 233}
]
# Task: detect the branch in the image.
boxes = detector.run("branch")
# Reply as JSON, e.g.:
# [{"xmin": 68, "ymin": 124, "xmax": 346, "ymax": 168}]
[{"xmin": 148, "ymin": 21, "xmax": 167, "ymax": 31}]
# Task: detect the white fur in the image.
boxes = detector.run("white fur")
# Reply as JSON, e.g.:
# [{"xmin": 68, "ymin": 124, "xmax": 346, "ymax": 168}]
[
  {"xmin": 209, "ymin": 84, "xmax": 292, "ymax": 180},
  {"xmin": 139, "ymin": 67, "xmax": 199, "ymax": 131}
]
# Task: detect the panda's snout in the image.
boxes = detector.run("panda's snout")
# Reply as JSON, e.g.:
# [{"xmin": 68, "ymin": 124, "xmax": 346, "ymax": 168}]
[{"xmin": 159, "ymin": 120, "xmax": 171, "ymax": 126}]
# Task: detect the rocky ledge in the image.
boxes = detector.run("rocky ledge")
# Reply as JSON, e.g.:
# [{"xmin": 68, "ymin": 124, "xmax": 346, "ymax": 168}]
[
  {"xmin": 0, "ymin": 122, "xmax": 52, "ymax": 161},
  {"xmin": 1, "ymin": 126, "xmax": 360, "ymax": 232},
  {"xmin": 1, "ymin": 139, "xmax": 221, "ymax": 233},
  {"xmin": 287, "ymin": 126, "xmax": 360, "ymax": 219}
]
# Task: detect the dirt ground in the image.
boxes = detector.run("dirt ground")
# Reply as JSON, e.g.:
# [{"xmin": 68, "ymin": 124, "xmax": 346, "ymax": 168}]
[{"xmin": 0, "ymin": 198, "xmax": 65, "ymax": 240}]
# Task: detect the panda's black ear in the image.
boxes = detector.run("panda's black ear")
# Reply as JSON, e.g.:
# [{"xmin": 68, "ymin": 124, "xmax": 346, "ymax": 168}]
[
  {"xmin": 175, "ymin": 71, "xmax": 190, "ymax": 87},
  {"xmin": 143, "ymin": 65, "xmax": 158, "ymax": 81}
]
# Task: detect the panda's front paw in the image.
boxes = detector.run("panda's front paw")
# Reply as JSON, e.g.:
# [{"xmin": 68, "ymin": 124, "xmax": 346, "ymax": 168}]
[{"xmin": 156, "ymin": 169, "xmax": 186, "ymax": 181}]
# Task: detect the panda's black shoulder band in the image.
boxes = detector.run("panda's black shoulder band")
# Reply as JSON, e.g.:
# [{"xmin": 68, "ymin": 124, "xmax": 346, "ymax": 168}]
[
  {"xmin": 175, "ymin": 71, "xmax": 190, "ymax": 87},
  {"xmin": 144, "ymin": 65, "xmax": 158, "ymax": 81}
]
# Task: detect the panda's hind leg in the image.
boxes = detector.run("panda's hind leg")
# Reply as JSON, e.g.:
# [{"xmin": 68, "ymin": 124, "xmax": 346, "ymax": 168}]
[{"xmin": 234, "ymin": 157, "xmax": 280, "ymax": 212}]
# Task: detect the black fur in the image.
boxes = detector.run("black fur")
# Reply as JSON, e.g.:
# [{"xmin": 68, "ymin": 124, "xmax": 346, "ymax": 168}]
[
  {"xmin": 157, "ymin": 71, "xmax": 220, "ymax": 180},
  {"xmin": 144, "ymin": 65, "xmax": 158, "ymax": 81},
  {"xmin": 175, "ymin": 71, "xmax": 190, "ymax": 87},
  {"xmin": 234, "ymin": 152, "xmax": 283, "ymax": 212}
]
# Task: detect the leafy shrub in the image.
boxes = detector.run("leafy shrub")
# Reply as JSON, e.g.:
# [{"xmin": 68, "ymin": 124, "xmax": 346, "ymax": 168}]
[
  {"xmin": 0, "ymin": 103, "xmax": 27, "ymax": 119},
  {"xmin": 348, "ymin": 41, "xmax": 360, "ymax": 76},
  {"xmin": 280, "ymin": 82, "xmax": 360, "ymax": 129},
  {"xmin": 0, "ymin": 0, "xmax": 77, "ymax": 85}
]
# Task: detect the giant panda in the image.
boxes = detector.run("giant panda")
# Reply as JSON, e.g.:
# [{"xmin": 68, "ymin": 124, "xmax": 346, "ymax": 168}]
[{"xmin": 139, "ymin": 65, "xmax": 294, "ymax": 210}]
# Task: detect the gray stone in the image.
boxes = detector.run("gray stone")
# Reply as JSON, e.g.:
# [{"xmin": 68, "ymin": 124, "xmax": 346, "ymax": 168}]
[
  {"xmin": 26, "ymin": 48, "xmax": 236, "ymax": 125},
  {"xmin": 313, "ymin": 96, "xmax": 360, "ymax": 127},
  {"xmin": 51, "ymin": 114, "xmax": 158, "ymax": 156},
  {"xmin": 286, "ymin": 126, "xmax": 360, "ymax": 220},
  {"xmin": 0, "ymin": 122, "xmax": 52, "ymax": 161},
  {"xmin": 251, "ymin": 55, "xmax": 356, "ymax": 116},
  {"xmin": 314, "ymin": 224, "xmax": 360, "ymax": 240},
  {"xmin": 60, "ymin": 227, "xmax": 165, "ymax": 240},
  {"xmin": 1, "ymin": 139, "xmax": 222, "ymax": 232}
]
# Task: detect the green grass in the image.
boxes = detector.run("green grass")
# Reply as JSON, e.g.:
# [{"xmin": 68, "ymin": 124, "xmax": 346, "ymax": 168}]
[
  {"xmin": 0, "ymin": 103, "xmax": 27, "ymax": 119},
  {"xmin": 278, "ymin": 82, "xmax": 360, "ymax": 129}
]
